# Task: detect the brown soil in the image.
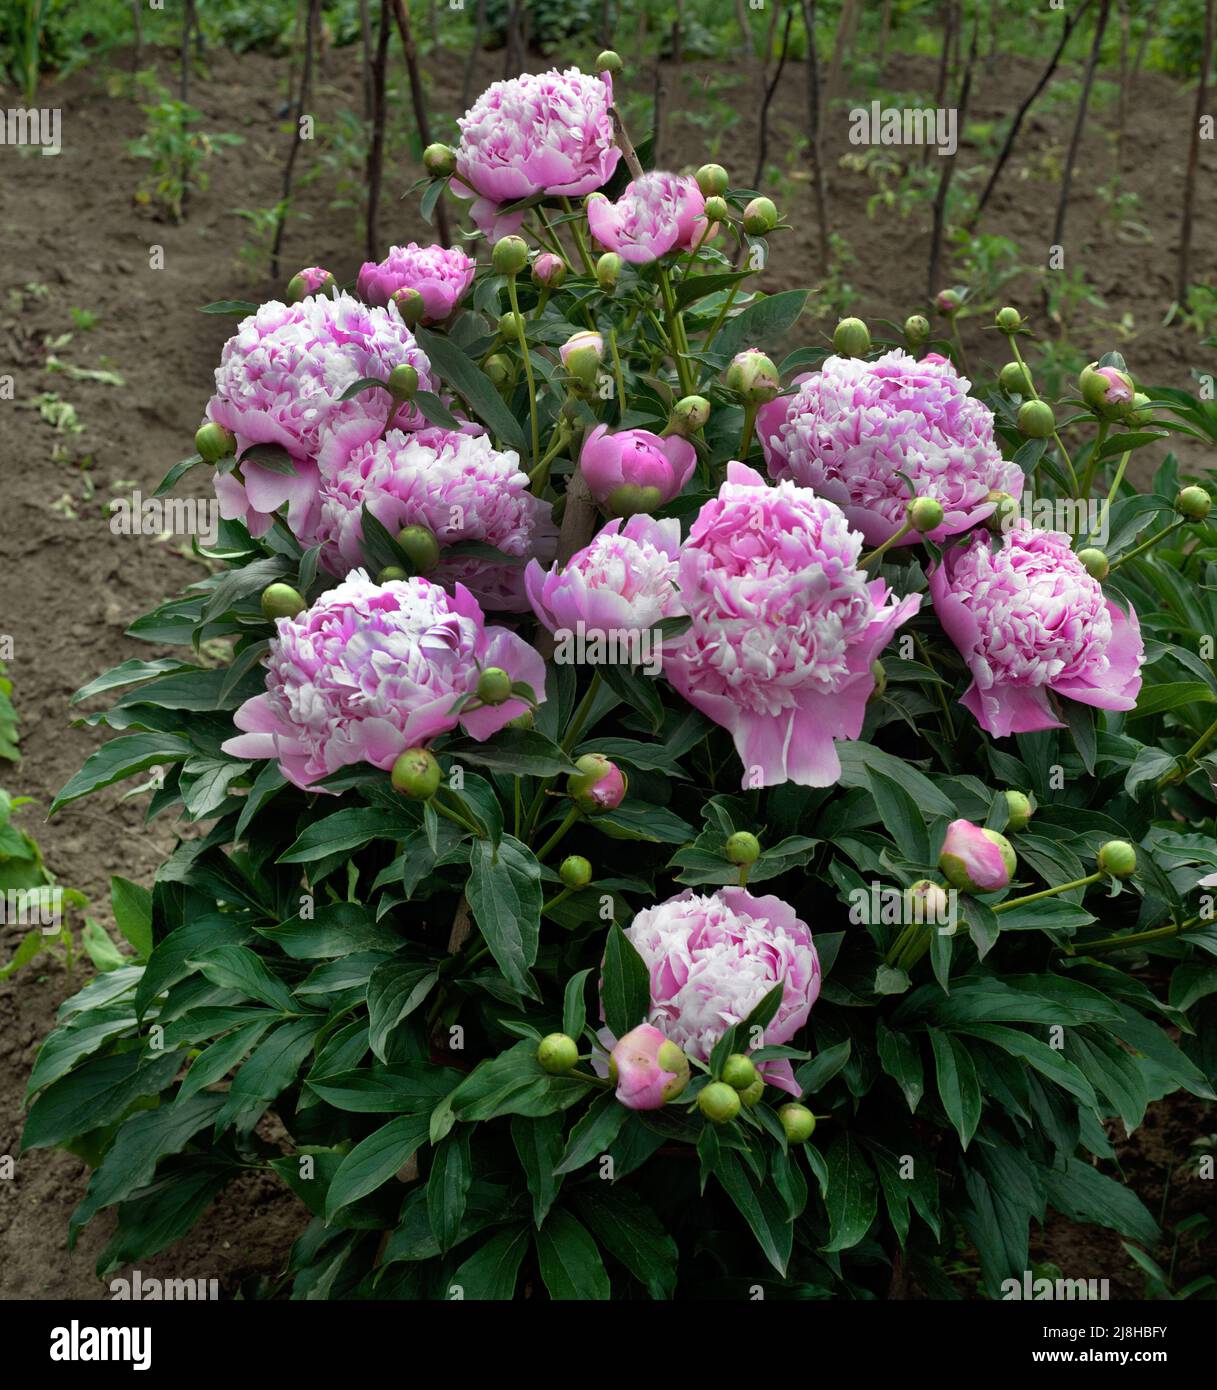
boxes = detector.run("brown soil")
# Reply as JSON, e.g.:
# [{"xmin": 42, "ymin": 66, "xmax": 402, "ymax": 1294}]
[{"xmin": 0, "ymin": 38, "xmax": 1212, "ymax": 1299}]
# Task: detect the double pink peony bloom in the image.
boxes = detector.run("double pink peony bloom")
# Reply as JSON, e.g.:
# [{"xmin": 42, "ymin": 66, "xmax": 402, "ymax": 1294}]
[
  {"xmin": 454, "ymin": 67, "xmax": 621, "ymax": 240},
  {"xmin": 665, "ymin": 462, "xmax": 920, "ymax": 788},
  {"xmin": 222, "ymin": 571, "xmax": 544, "ymax": 789},
  {"xmin": 579, "ymin": 424, "xmax": 697, "ymax": 515},
  {"xmin": 587, "ymin": 172, "xmax": 708, "ymax": 264},
  {"xmin": 356, "ymin": 243, "xmax": 476, "ymax": 323},
  {"xmin": 617, "ymin": 887, "xmax": 821, "ymax": 1097},
  {"xmin": 206, "ymin": 293, "xmax": 436, "ymax": 543},
  {"xmin": 757, "ymin": 349, "xmax": 1022, "ymax": 546},
  {"xmin": 929, "ymin": 527, "xmax": 1143, "ymax": 737}
]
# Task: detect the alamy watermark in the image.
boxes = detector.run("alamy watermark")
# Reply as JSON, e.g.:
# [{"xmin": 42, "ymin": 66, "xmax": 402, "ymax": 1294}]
[
  {"xmin": 848, "ymin": 101, "xmax": 957, "ymax": 157},
  {"xmin": 553, "ymin": 621, "xmax": 662, "ymax": 677},
  {"xmin": 1001, "ymin": 1269, "xmax": 1110, "ymax": 1301},
  {"xmin": 0, "ymin": 886, "xmax": 63, "ymax": 935},
  {"xmin": 110, "ymin": 1269, "xmax": 219, "ymax": 1301},
  {"xmin": 848, "ymin": 881, "xmax": 959, "ymax": 934},
  {"xmin": 110, "ymin": 490, "xmax": 219, "ymax": 547},
  {"xmin": 1, "ymin": 108, "xmax": 61, "ymax": 155}
]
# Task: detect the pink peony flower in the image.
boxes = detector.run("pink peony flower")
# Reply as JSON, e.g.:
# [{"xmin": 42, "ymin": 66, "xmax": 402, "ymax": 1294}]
[
  {"xmin": 586, "ymin": 171, "xmax": 707, "ymax": 264},
  {"xmin": 665, "ymin": 462, "xmax": 921, "ymax": 788},
  {"xmin": 454, "ymin": 67, "xmax": 620, "ymax": 240},
  {"xmin": 356, "ymin": 243, "xmax": 476, "ymax": 323},
  {"xmin": 206, "ymin": 293, "xmax": 436, "ymax": 543},
  {"xmin": 525, "ymin": 514, "xmax": 682, "ymax": 637},
  {"xmin": 222, "ymin": 570, "xmax": 545, "ymax": 789},
  {"xmin": 928, "ymin": 526, "xmax": 1144, "ymax": 737},
  {"xmin": 315, "ymin": 427, "xmax": 556, "ymax": 612},
  {"xmin": 939, "ymin": 819, "xmax": 1016, "ymax": 893},
  {"xmin": 609, "ymin": 1024, "xmax": 689, "ymax": 1110},
  {"xmin": 618, "ymin": 886, "xmax": 821, "ymax": 1096},
  {"xmin": 579, "ymin": 424, "xmax": 697, "ymax": 515},
  {"xmin": 757, "ymin": 349, "xmax": 1022, "ymax": 546}
]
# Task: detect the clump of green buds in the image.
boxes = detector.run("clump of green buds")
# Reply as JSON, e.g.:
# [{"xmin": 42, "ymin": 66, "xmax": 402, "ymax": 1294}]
[
  {"xmin": 907, "ymin": 496, "xmax": 945, "ymax": 533},
  {"xmin": 1098, "ymin": 840, "xmax": 1137, "ymax": 880},
  {"xmin": 832, "ymin": 316, "xmax": 871, "ymax": 359},
  {"xmin": 423, "ymin": 143, "xmax": 457, "ymax": 178},
  {"xmin": 1176, "ymin": 486, "xmax": 1212, "ymax": 522},
  {"xmin": 725, "ymin": 831, "xmax": 761, "ymax": 866},
  {"xmin": 698, "ymin": 1081, "xmax": 741, "ymax": 1124},
  {"xmin": 559, "ymin": 855, "xmax": 593, "ymax": 890},
  {"xmin": 387, "ymin": 363, "xmax": 419, "ymax": 402},
  {"xmin": 995, "ymin": 306, "xmax": 1023, "ymax": 333},
  {"xmin": 696, "ymin": 163, "xmax": 729, "ymax": 197},
  {"xmin": 904, "ymin": 314, "xmax": 930, "ymax": 347},
  {"xmin": 537, "ymin": 1033, "xmax": 579, "ymax": 1074},
  {"xmin": 1077, "ymin": 547, "xmax": 1109, "ymax": 580},
  {"xmin": 491, "ymin": 235, "xmax": 529, "ymax": 277},
  {"xmin": 1018, "ymin": 399, "xmax": 1056, "ymax": 439},
  {"xmin": 397, "ymin": 524, "xmax": 440, "ymax": 574},
  {"xmin": 725, "ymin": 349, "xmax": 781, "ymax": 404},
  {"xmin": 475, "ymin": 667, "xmax": 513, "ymax": 706},
  {"xmin": 742, "ymin": 196, "xmax": 778, "ymax": 235},
  {"xmin": 195, "ymin": 422, "xmax": 236, "ymax": 463},
  {"xmin": 391, "ymin": 748, "xmax": 442, "ymax": 800},
  {"xmin": 260, "ymin": 583, "xmax": 307, "ymax": 621},
  {"xmin": 1004, "ymin": 790, "xmax": 1034, "ymax": 832}
]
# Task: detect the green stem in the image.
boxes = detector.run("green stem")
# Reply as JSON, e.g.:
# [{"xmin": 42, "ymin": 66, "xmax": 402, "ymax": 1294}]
[
  {"xmin": 560, "ymin": 197, "xmax": 597, "ymax": 277},
  {"xmin": 607, "ymin": 326, "xmax": 626, "ymax": 424},
  {"xmin": 1010, "ymin": 334, "xmax": 1079, "ymax": 494},
  {"xmin": 562, "ymin": 671, "xmax": 603, "ymax": 754},
  {"xmin": 506, "ymin": 274, "xmax": 540, "ymax": 468},
  {"xmin": 528, "ymin": 418, "xmax": 572, "ymax": 495},
  {"xmin": 433, "ymin": 794, "xmax": 483, "ymax": 837},
  {"xmin": 536, "ymin": 805, "xmax": 581, "ymax": 862},
  {"xmin": 1086, "ymin": 447, "xmax": 1131, "ymax": 545},
  {"xmin": 1065, "ymin": 915, "xmax": 1201, "ymax": 956},
  {"xmin": 860, "ymin": 519, "xmax": 914, "ymax": 568},
  {"xmin": 1108, "ymin": 516, "xmax": 1187, "ymax": 572},
  {"xmin": 542, "ymin": 887, "xmax": 572, "ymax": 914},
  {"xmin": 992, "ymin": 871, "xmax": 1102, "ymax": 914},
  {"xmin": 657, "ymin": 264, "xmax": 695, "ymax": 396},
  {"xmin": 1078, "ymin": 420, "xmax": 1109, "ymax": 498},
  {"xmin": 1155, "ymin": 712, "xmax": 1217, "ymax": 790},
  {"xmin": 739, "ymin": 401, "xmax": 759, "ymax": 459}
]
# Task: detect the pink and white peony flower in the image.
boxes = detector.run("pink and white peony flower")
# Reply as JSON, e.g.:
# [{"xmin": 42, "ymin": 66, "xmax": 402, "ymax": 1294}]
[
  {"xmin": 356, "ymin": 243, "xmax": 476, "ymax": 323},
  {"xmin": 454, "ymin": 67, "xmax": 620, "ymax": 240},
  {"xmin": 586, "ymin": 172, "xmax": 707, "ymax": 264},
  {"xmin": 616, "ymin": 886, "xmax": 821, "ymax": 1096},
  {"xmin": 206, "ymin": 293, "xmax": 436, "ymax": 543},
  {"xmin": 578, "ymin": 424, "xmax": 697, "ymax": 514},
  {"xmin": 757, "ymin": 349, "xmax": 1022, "ymax": 546},
  {"xmin": 315, "ymin": 427, "xmax": 556, "ymax": 611},
  {"xmin": 928, "ymin": 526, "xmax": 1144, "ymax": 737},
  {"xmin": 665, "ymin": 462, "xmax": 921, "ymax": 788},
  {"xmin": 222, "ymin": 570, "xmax": 545, "ymax": 789}
]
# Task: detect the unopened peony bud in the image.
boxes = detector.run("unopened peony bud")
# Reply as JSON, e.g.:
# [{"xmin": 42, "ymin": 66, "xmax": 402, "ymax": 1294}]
[
  {"xmin": 1004, "ymin": 790, "xmax": 1033, "ymax": 831},
  {"xmin": 397, "ymin": 523, "xmax": 441, "ymax": 574},
  {"xmin": 1177, "ymin": 486, "xmax": 1212, "ymax": 521},
  {"xmin": 506, "ymin": 709, "xmax": 534, "ymax": 731},
  {"xmin": 696, "ymin": 162, "xmax": 729, "ymax": 196},
  {"xmin": 833, "ymin": 316, "xmax": 871, "ymax": 358},
  {"xmin": 476, "ymin": 666, "xmax": 513, "ymax": 705},
  {"xmin": 906, "ymin": 878, "xmax": 951, "ymax": 923},
  {"xmin": 491, "ymin": 235, "xmax": 529, "ymax": 276},
  {"xmin": 567, "ymin": 753, "xmax": 627, "ymax": 812},
  {"xmin": 725, "ymin": 831, "xmax": 761, "ymax": 865},
  {"xmin": 904, "ymin": 314, "xmax": 930, "ymax": 346},
  {"xmin": 387, "ymin": 363, "xmax": 419, "ymax": 401},
  {"xmin": 907, "ymin": 496, "xmax": 944, "ymax": 533},
  {"xmin": 484, "ymin": 353, "xmax": 512, "ymax": 386},
  {"xmin": 596, "ymin": 251, "xmax": 622, "ymax": 290},
  {"xmin": 984, "ymin": 489, "xmax": 1020, "ymax": 533},
  {"xmin": 778, "ymin": 1102, "xmax": 816, "ymax": 1143},
  {"xmin": 668, "ymin": 394, "xmax": 711, "ymax": 436},
  {"xmin": 286, "ymin": 267, "xmax": 335, "ymax": 303},
  {"xmin": 261, "ymin": 583, "xmax": 306, "ymax": 621},
  {"xmin": 939, "ymin": 818, "xmax": 1016, "ymax": 894},
  {"xmin": 999, "ymin": 360, "xmax": 1033, "ymax": 394},
  {"xmin": 725, "ymin": 348, "xmax": 780, "ymax": 403},
  {"xmin": 869, "ymin": 659, "xmax": 887, "ymax": 701},
  {"xmin": 995, "ymin": 306, "xmax": 1023, "ymax": 332},
  {"xmin": 698, "ymin": 1080, "xmax": 741, "ymax": 1124},
  {"xmin": 1126, "ymin": 391, "xmax": 1152, "ymax": 426},
  {"xmin": 391, "ymin": 747, "xmax": 441, "ymax": 799},
  {"xmin": 1080, "ymin": 362, "xmax": 1135, "ymax": 418},
  {"xmin": 537, "ymin": 1032, "xmax": 579, "ymax": 1074},
  {"xmin": 739, "ymin": 1077, "xmax": 765, "ymax": 1107},
  {"xmin": 560, "ymin": 329, "xmax": 604, "ymax": 387},
  {"xmin": 559, "ymin": 855, "xmax": 593, "ymax": 890},
  {"xmin": 609, "ymin": 1024, "xmax": 689, "ymax": 1109},
  {"xmin": 389, "ymin": 286, "xmax": 425, "ymax": 327},
  {"xmin": 195, "ymin": 421, "xmax": 236, "ymax": 462},
  {"xmin": 703, "ymin": 194, "xmax": 729, "ymax": 225},
  {"xmin": 721, "ymin": 1053, "xmax": 759, "ymax": 1091},
  {"xmin": 377, "ymin": 566, "xmax": 408, "ymax": 582},
  {"xmin": 498, "ymin": 310, "xmax": 525, "ymax": 339},
  {"xmin": 1018, "ymin": 399, "xmax": 1056, "ymax": 439},
  {"xmin": 531, "ymin": 252, "xmax": 567, "ymax": 289},
  {"xmin": 1098, "ymin": 840, "xmax": 1137, "ymax": 879},
  {"xmin": 1077, "ymin": 547, "xmax": 1109, "ymax": 580},
  {"xmin": 423, "ymin": 142, "xmax": 457, "ymax": 177},
  {"xmin": 935, "ymin": 288, "xmax": 962, "ymax": 316},
  {"xmin": 742, "ymin": 196, "xmax": 778, "ymax": 235},
  {"xmin": 595, "ymin": 49, "xmax": 623, "ymax": 74}
]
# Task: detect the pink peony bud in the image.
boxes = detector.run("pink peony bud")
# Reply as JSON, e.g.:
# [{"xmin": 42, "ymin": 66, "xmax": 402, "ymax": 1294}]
[
  {"xmin": 609, "ymin": 1024, "xmax": 689, "ymax": 1109},
  {"xmin": 559, "ymin": 330, "xmax": 604, "ymax": 387},
  {"xmin": 578, "ymin": 424, "xmax": 696, "ymax": 515},
  {"xmin": 939, "ymin": 819, "xmax": 1016, "ymax": 894},
  {"xmin": 568, "ymin": 753, "xmax": 627, "ymax": 812},
  {"xmin": 531, "ymin": 252, "xmax": 567, "ymax": 289},
  {"xmin": 286, "ymin": 267, "xmax": 336, "ymax": 302}
]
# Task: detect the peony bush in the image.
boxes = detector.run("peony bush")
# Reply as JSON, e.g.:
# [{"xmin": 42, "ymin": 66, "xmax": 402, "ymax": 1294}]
[{"xmin": 24, "ymin": 57, "xmax": 1217, "ymax": 1301}]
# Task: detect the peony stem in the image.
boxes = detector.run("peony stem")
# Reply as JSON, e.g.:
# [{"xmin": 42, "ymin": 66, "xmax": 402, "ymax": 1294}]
[
  {"xmin": 739, "ymin": 401, "xmax": 759, "ymax": 459},
  {"xmin": 607, "ymin": 326, "xmax": 626, "ymax": 424},
  {"xmin": 1086, "ymin": 447, "xmax": 1131, "ymax": 544},
  {"xmin": 1009, "ymin": 333, "xmax": 1079, "ymax": 494},
  {"xmin": 1108, "ymin": 516, "xmax": 1187, "ymax": 572},
  {"xmin": 1155, "ymin": 712, "xmax": 1217, "ymax": 790},
  {"xmin": 559, "ymin": 197, "xmax": 597, "ymax": 277},
  {"xmin": 506, "ymin": 273, "xmax": 540, "ymax": 468},
  {"xmin": 860, "ymin": 519, "xmax": 913, "ymax": 568},
  {"xmin": 433, "ymin": 792, "xmax": 484, "ymax": 838},
  {"xmin": 1078, "ymin": 419, "xmax": 1109, "ymax": 499},
  {"xmin": 536, "ymin": 805, "xmax": 581, "ymax": 862},
  {"xmin": 562, "ymin": 671, "xmax": 603, "ymax": 754},
  {"xmin": 992, "ymin": 871, "xmax": 1102, "ymax": 913},
  {"xmin": 527, "ymin": 419, "xmax": 572, "ymax": 495},
  {"xmin": 1065, "ymin": 914, "xmax": 1201, "ymax": 956},
  {"xmin": 657, "ymin": 265, "xmax": 695, "ymax": 396}
]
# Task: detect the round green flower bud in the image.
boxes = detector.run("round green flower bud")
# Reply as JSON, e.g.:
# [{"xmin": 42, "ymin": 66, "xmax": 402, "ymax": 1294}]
[
  {"xmin": 506, "ymin": 709, "xmax": 534, "ymax": 731},
  {"xmin": 475, "ymin": 666, "xmax": 513, "ymax": 705},
  {"xmin": 596, "ymin": 252, "xmax": 623, "ymax": 291},
  {"xmin": 907, "ymin": 496, "xmax": 945, "ymax": 533},
  {"xmin": 391, "ymin": 748, "xmax": 441, "ymax": 800},
  {"xmin": 484, "ymin": 354, "xmax": 512, "ymax": 386},
  {"xmin": 537, "ymin": 1033, "xmax": 579, "ymax": 1074},
  {"xmin": 703, "ymin": 195, "xmax": 729, "ymax": 225},
  {"xmin": 260, "ymin": 583, "xmax": 306, "ymax": 621},
  {"xmin": 833, "ymin": 316, "xmax": 871, "ymax": 359},
  {"xmin": 669, "ymin": 394, "xmax": 711, "ymax": 436},
  {"xmin": 387, "ymin": 363, "xmax": 419, "ymax": 401},
  {"xmin": 606, "ymin": 483, "xmax": 665, "ymax": 518},
  {"xmin": 696, "ymin": 162, "xmax": 729, "ymax": 197},
  {"xmin": 725, "ymin": 348, "xmax": 780, "ymax": 404},
  {"xmin": 995, "ymin": 306, "xmax": 1023, "ymax": 332},
  {"xmin": 904, "ymin": 314, "xmax": 930, "ymax": 346},
  {"xmin": 999, "ymin": 360, "xmax": 1033, "ymax": 395},
  {"xmin": 741, "ymin": 196, "xmax": 778, "ymax": 235},
  {"xmin": 869, "ymin": 658, "xmax": 887, "ymax": 701},
  {"xmin": 1126, "ymin": 391, "xmax": 1152, "ymax": 427},
  {"xmin": 195, "ymin": 422, "xmax": 236, "ymax": 463},
  {"xmin": 390, "ymin": 287, "xmax": 425, "ymax": 327},
  {"xmin": 739, "ymin": 1077, "xmax": 765, "ymax": 1107},
  {"xmin": 1176, "ymin": 486, "xmax": 1212, "ymax": 522},
  {"xmin": 498, "ymin": 310, "xmax": 525, "ymax": 340},
  {"xmin": 595, "ymin": 49, "xmax": 623, "ymax": 74},
  {"xmin": 725, "ymin": 831, "xmax": 761, "ymax": 866},
  {"xmin": 397, "ymin": 524, "xmax": 441, "ymax": 575},
  {"xmin": 1098, "ymin": 840, "xmax": 1137, "ymax": 879},
  {"xmin": 1005, "ymin": 790, "xmax": 1033, "ymax": 832},
  {"xmin": 984, "ymin": 489, "xmax": 1020, "ymax": 534},
  {"xmin": 778, "ymin": 1103, "xmax": 816, "ymax": 1143},
  {"xmin": 559, "ymin": 855, "xmax": 593, "ymax": 890},
  {"xmin": 1018, "ymin": 399, "xmax": 1056, "ymax": 439},
  {"xmin": 377, "ymin": 566, "xmax": 409, "ymax": 582},
  {"xmin": 698, "ymin": 1081, "xmax": 742, "ymax": 1124},
  {"xmin": 423, "ymin": 142, "xmax": 457, "ymax": 178},
  {"xmin": 935, "ymin": 288, "xmax": 962, "ymax": 316},
  {"xmin": 491, "ymin": 235, "xmax": 529, "ymax": 276},
  {"xmin": 721, "ymin": 1053, "xmax": 759, "ymax": 1092},
  {"xmin": 1077, "ymin": 547, "xmax": 1109, "ymax": 580}
]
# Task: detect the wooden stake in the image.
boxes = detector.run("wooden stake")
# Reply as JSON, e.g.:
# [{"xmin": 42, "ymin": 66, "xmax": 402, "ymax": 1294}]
[
  {"xmin": 1178, "ymin": 0, "xmax": 1216, "ymax": 305},
  {"xmin": 390, "ymin": 0, "xmax": 452, "ymax": 248}
]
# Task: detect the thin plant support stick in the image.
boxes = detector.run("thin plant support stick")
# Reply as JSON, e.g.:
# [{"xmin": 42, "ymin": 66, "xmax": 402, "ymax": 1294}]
[
  {"xmin": 1177, "ymin": 0, "xmax": 1215, "ymax": 305},
  {"xmin": 1052, "ymin": 0, "xmax": 1110, "ymax": 251},
  {"xmin": 359, "ymin": 0, "xmax": 374, "ymax": 124},
  {"xmin": 927, "ymin": 21, "xmax": 977, "ymax": 300},
  {"xmin": 753, "ymin": 6, "xmax": 795, "ymax": 189},
  {"xmin": 180, "ymin": 0, "xmax": 194, "ymax": 102},
  {"xmin": 462, "ymin": 0, "xmax": 487, "ymax": 109},
  {"xmin": 271, "ymin": 0, "xmax": 322, "ymax": 278},
  {"xmin": 390, "ymin": 0, "xmax": 452, "ymax": 248},
  {"xmin": 799, "ymin": 0, "xmax": 831, "ymax": 276},
  {"xmin": 365, "ymin": 0, "xmax": 391, "ymax": 261}
]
